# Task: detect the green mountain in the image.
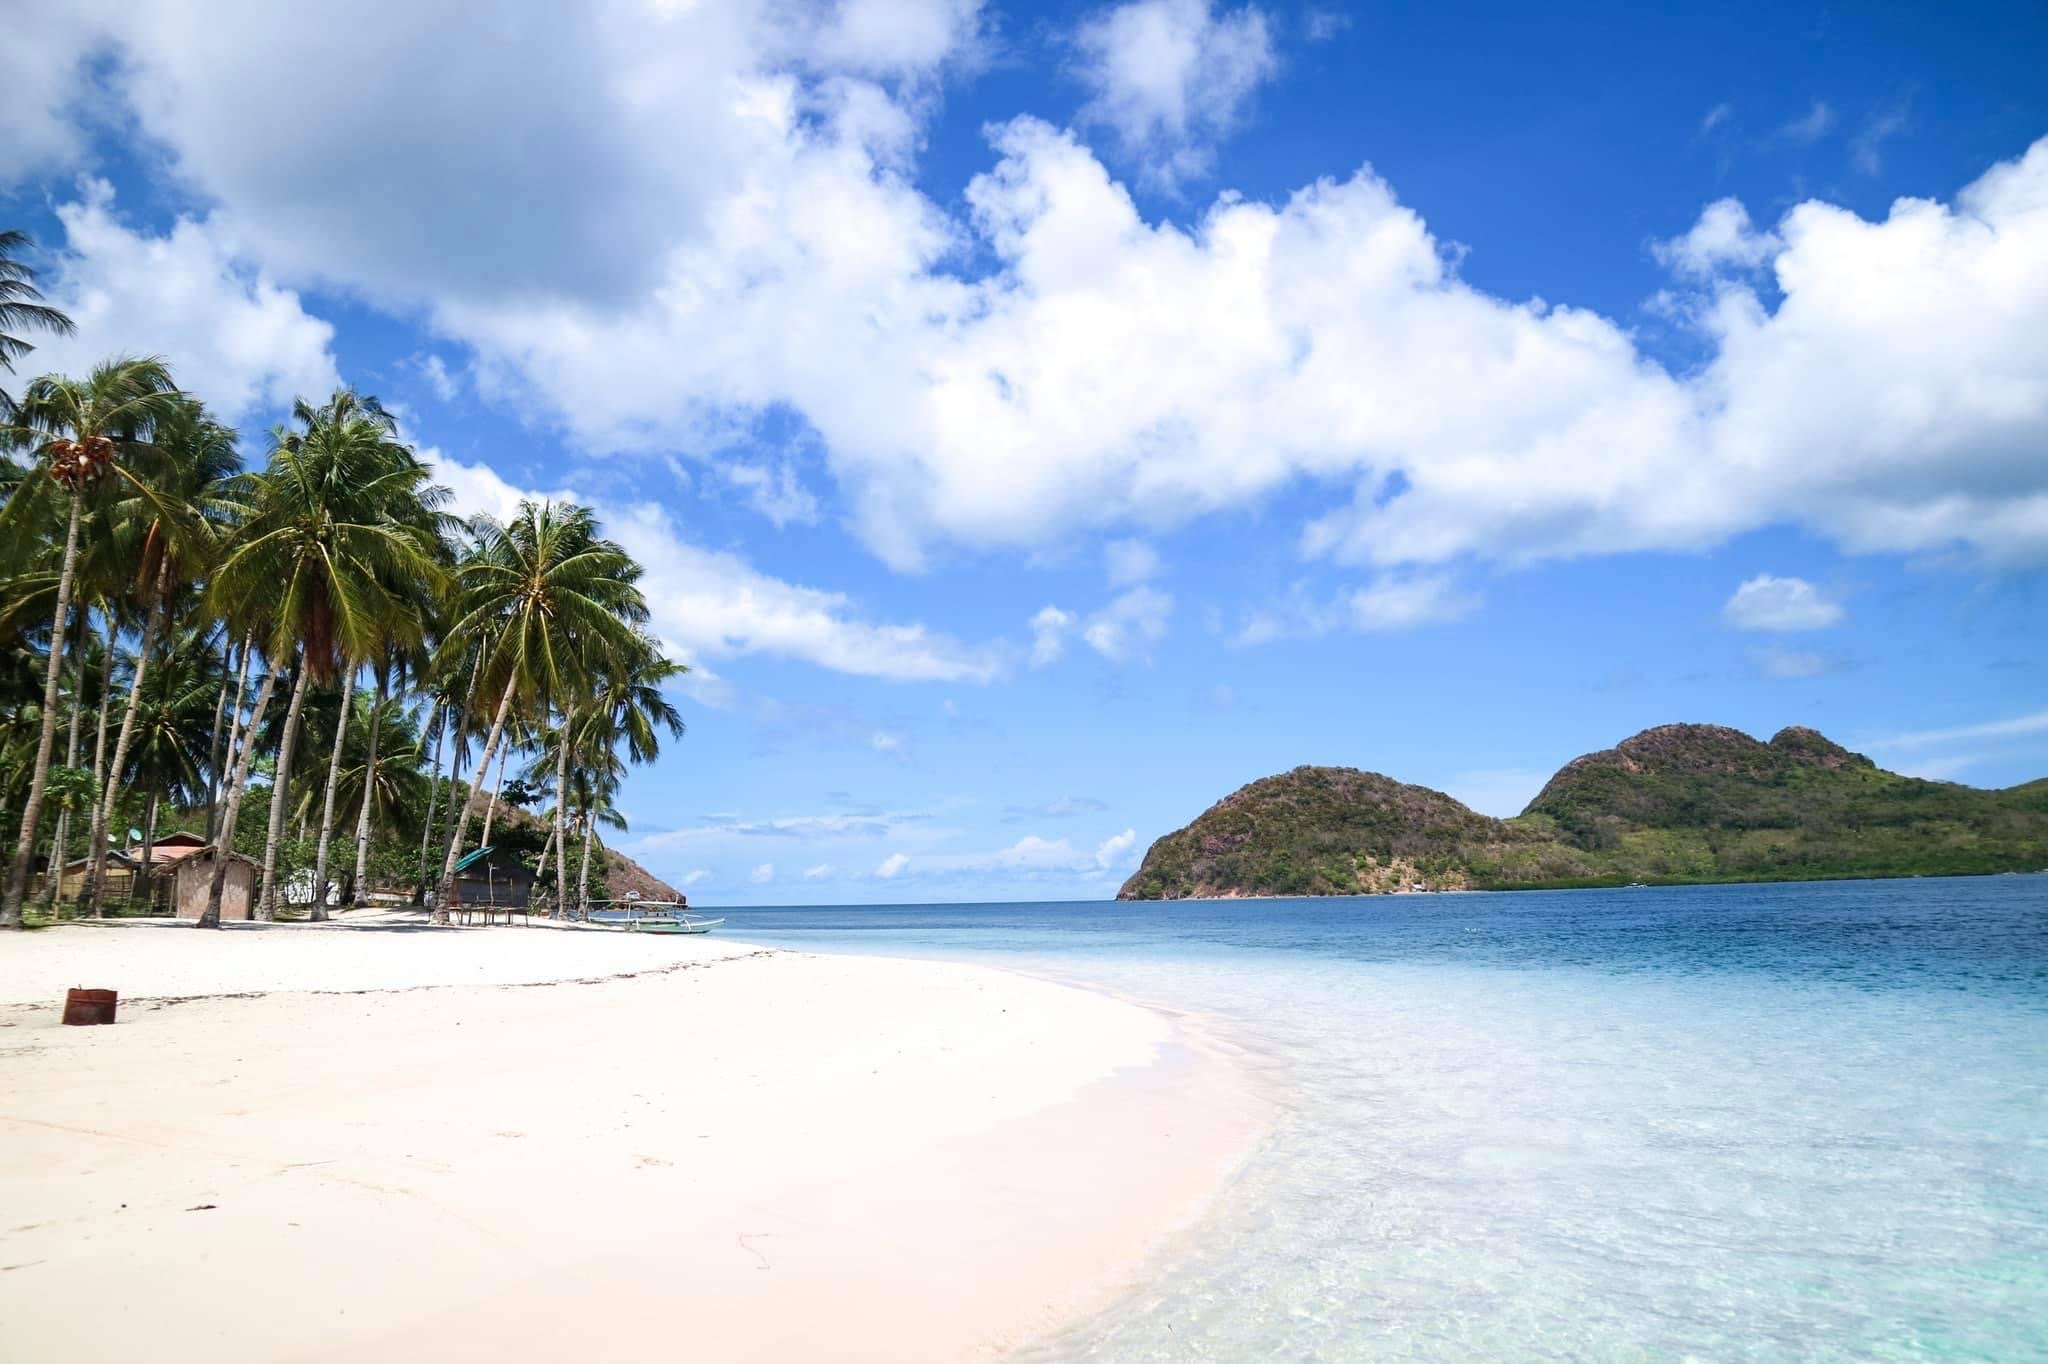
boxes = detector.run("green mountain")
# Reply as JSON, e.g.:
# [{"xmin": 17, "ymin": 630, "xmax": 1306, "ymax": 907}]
[{"xmin": 1116, "ymin": 724, "xmax": 2048, "ymax": 900}]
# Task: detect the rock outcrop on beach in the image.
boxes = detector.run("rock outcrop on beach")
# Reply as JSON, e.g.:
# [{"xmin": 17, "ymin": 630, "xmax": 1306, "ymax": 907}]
[{"xmin": 1117, "ymin": 723, "xmax": 2048, "ymax": 899}]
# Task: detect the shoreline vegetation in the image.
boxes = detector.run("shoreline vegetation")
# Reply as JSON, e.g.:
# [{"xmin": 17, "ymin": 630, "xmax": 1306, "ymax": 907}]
[
  {"xmin": 1, "ymin": 308, "xmax": 683, "ymax": 928},
  {"xmin": 1120, "ymin": 723, "xmax": 2048, "ymax": 900},
  {"xmin": 0, "ymin": 918, "xmax": 1268, "ymax": 1361}
]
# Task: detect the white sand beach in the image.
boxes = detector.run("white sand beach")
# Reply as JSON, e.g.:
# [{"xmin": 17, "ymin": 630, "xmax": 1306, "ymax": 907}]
[{"xmin": 0, "ymin": 917, "xmax": 1265, "ymax": 1362}]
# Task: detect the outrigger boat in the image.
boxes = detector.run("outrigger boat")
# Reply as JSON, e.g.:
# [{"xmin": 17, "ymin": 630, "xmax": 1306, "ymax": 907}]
[{"xmin": 583, "ymin": 897, "xmax": 724, "ymax": 935}]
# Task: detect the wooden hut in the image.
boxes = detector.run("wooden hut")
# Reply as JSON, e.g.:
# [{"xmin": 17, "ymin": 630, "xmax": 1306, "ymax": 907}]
[
  {"xmin": 450, "ymin": 846, "xmax": 536, "ymax": 919},
  {"xmin": 170, "ymin": 847, "xmax": 261, "ymax": 921}
]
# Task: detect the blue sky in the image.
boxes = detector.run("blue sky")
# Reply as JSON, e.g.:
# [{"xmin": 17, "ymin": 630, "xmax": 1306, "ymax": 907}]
[{"xmin": 5, "ymin": 0, "xmax": 2045, "ymax": 904}]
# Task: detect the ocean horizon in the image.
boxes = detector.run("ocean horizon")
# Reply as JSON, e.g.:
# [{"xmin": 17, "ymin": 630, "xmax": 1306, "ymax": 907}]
[{"xmin": 726, "ymin": 874, "xmax": 2048, "ymax": 1361}]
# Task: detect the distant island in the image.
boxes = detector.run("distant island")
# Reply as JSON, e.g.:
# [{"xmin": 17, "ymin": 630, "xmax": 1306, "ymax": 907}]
[{"xmin": 1117, "ymin": 724, "xmax": 2048, "ymax": 899}]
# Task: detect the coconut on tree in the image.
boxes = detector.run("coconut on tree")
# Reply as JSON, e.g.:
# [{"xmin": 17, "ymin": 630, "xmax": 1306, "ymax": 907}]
[{"xmin": 0, "ymin": 357, "xmax": 183, "ymax": 927}]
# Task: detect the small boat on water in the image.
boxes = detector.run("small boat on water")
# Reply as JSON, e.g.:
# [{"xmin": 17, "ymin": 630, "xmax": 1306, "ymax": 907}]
[{"xmin": 584, "ymin": 898, "xmax": 724, "ymax": 935}]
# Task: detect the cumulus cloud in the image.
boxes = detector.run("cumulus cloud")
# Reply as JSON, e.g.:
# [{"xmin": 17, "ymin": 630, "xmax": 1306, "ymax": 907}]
[
  {"xmin": 749, "ymin": 862, "xmax": 776, "ymax": 884},
  {"xmin": 1094, "ymin": 827, "xmax": 1139, "ymax": 867},
  {"xmin": 1652, "ymin": 198, "xmax": 1779, "ymax": 277},
  {"xmin": 15, "ymin": 4, "xmax": 2048, "ymax": 577},
  {"xmin": 875, "ymin": 852, "xmax": 910, "ymax": 878},
  {"xmin": 1722, "ymin": 574, "xmax": 1844, "ymax": 631},
  {"xmin": 1081, "ymin": 585, "xmax": 1173, "ymax": 660},
  {"xmin": 428, "ymin": 452, "xmax": 1008, "ymax": 684},
  {"xmin": 1029, "ymin": 606, "xmax": 1075, "ymax": 666},
  {"xmin": 29, "ymin": 180, "xmax": 340, "ymax": 423},
  {"xmin": 683, "ymin": 868, "xmax": 710, "ymax": 886},
  {"xmin": 802, "ymin": 863, "xmax": 833, "ymax": 880},
  {"xmin": 1073, "ymin": 0, "xmax": 1277, "ymax": 187}
]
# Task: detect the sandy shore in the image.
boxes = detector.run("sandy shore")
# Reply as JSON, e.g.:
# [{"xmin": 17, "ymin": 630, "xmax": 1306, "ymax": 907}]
[{"xmin": 0, "ymin": 916, "xmax": 1265, "ymax": 1362}]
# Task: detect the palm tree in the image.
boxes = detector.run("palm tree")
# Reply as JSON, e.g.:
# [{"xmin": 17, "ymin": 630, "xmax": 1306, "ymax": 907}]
[
  {"xmin": 0, "ymin": 230, "xmax": 74, "ymax": 418},
  {"xmin": 431, "ymin": 502, "xmax": 647, "ymax": 920},
  {"xmin": 566, "ymin": 639, "xmax": 685, "ymax": 914},
  {"xmin": 78, "ymin": 399, "xmax": 239, "ymax": 916},
  {"xmin": 208, "ymin": 390, "xmax": 447, "ymax": 920},
  {"xmin": 0, "ymin": 357, "xmax": 182, "ymax": 927}
]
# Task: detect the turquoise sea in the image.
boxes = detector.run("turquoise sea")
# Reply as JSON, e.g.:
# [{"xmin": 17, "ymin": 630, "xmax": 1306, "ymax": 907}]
[{"xmin": 725, "ymin": 876, "xmax": 2048, "ymax": 1361}]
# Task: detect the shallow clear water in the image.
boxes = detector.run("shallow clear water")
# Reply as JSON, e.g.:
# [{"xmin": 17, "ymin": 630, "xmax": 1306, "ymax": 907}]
[{"xmin": 725, "ymin": 878, "xmax": 2048, "ymax": 1361}]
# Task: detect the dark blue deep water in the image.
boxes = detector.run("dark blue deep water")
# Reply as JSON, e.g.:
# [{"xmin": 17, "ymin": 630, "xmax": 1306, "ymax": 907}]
[{"xmin": 725, "ymin": 877, "xmax": 2048, "ymax": 1361}]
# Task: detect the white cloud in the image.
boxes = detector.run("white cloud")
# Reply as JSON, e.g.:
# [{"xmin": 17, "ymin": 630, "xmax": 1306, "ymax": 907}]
[
  {"xmin": 1073, "ymin": 0, "xmax": 1277, "ymax": 187},
  {"xmin": 683, "ymin": 868, "xmax": 710, "ymax": 886},
  {"xmin": 870, "ymin": 729, "xmax": 906, "ymax": 756},
  {"xmin": 1029, "ymin": 605, "xmax": 1075, "ymax": 667},
  {"xmin": 749, "ymin": 862, "xmax": 776, "ymax": 884},
  {"xmin": 415, "ymin": 353, "xmax": 459, "ymax": 401},
  {"xmin": 869, "ymin": 829, "xmax": 1138, "ymax": 881},
  {"xmin": 17, "ymin": 8, "xmax": 2048, "ymax": 575},
  {"xmin": 802, "ymin": 863, "xmax": 833, "ymax": 880},
  {"xmin": 641, "ymin": 808, "xmax": 933, "ymax": 848},
  {"xmin": 1236, "ymin": 572, "xmax": 1476, "ymax": 644},
  {"xmin": 1700, "ymin": 102, "xmax": 1733, "ymax": 133},
  {"xmin": 1780, "ymin": 100, "xmax": 1837, "ymax": 145},
  {"xmin": 1864, "ymin": 709, "xmax": 2048, "ymax": 751},
  {"xmin": 0, "ymin": 1, "xmax": 101, "ymax": 182},
  {"xmin": 1081, "ymin": 585, "xmax": 1173, "ymax": 660},
  {"xmin": 1722, "ymin": 574, "xmax": 1844, "ymax": 631},
  {"xmin": 30, "ymin": 180, "xmax": 340, "ymax": 424},
  {"xmin": 1094, "ymin": 827, "xmax": 1139, "ymax": 868},
  {"xmin": 1349, "ymin": 572, "xmax": 1479, "ymax": 631},
  {"xmin": 717, "ymin": 459, "xmax": 822, "ymax": 527},
  {"xmin": 1653, "ymin": 198, "xmax": 1779, "ymax": 278},
  {"xmin": 427, "ymin": 452, "xmax": 1010, "ymax": 685},
  {"xmin": 1104, "ymin": 537, "xmax": 1162, "ymax": 586}
]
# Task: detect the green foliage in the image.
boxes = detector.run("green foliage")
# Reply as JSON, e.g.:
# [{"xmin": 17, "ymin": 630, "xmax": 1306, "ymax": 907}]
[{"xmin": 1120, "ymin": 724, "xmax": 2048, "ymax": 899}]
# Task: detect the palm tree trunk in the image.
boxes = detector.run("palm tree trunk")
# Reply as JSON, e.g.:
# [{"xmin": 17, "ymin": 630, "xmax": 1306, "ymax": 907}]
[
  {"xmin": 481, "ymin": 740, "xmax": 510, "ymax": 848},
  {"xmin": 85, "ymin": 576, "xmax": 171, "ymax": 917},
  {"xmin": 553, "ymin": 715, "xmax": 572, "ymax": 916},
  {"xmin": 88, "ymin": 610, "xmax": 116, "ymax": 816},
  {"xmin": 576, "ymin": 806, "xmax": 596, "ymax": 916},
  {"xmin": 4, "ymin": 490, "xmax": 86, "ymax": 927},
  {"xmin": 309, "ymin": 660, "xmax": 354, "ymax": 921},
  {"xmin": 137, "ymin": 791, "xmax": 160, "ymax": 912},
  {"xmin": 349, "ymin": 660, "xmax": 389, "ymax": 908},
  {"xmin": 434, "ymin": 675, "xmax": 518, "ymax": 923},
  {"xmin": 206, "ymin": 635, "xmax": 253, "ymax": 842},
  {"xmin": 412, "ymin": 699, "xmax": 446, "ymax": 903},
  {"xmin": 45, "ymin": 607, "xmax": 89, "ymax": 913},
  {"xmin": 200, "ymin": 666, "xmax": 281, "ymax": 929},
  {"xmin": 257, "ymin": 662, "xmax": 312, "ymax": 920}
]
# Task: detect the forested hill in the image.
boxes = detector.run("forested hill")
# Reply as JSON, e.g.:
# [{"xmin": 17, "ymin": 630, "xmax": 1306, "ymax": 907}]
[{"xmin": 1116, "ymin": 724, "xmax": 2048, "ymax": 900}]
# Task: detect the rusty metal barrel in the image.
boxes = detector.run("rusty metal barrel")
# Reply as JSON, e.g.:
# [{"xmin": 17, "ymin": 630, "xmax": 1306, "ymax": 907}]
[{"xmin": 62, "ymin": 988, "xmax": 118, "ymax": 1025}]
